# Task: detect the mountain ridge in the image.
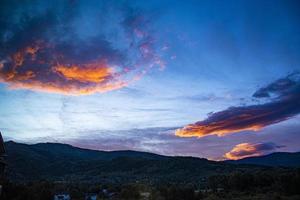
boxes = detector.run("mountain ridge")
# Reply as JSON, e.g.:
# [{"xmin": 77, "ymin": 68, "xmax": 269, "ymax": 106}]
[
  {"xmin": 6, "ymin": 140, "xmax": 300, "ymax": 163},
  {"xmin": 227, "ymin": 151, "xmax": 300, "ymax": 167},
  {"xmin": 4, "ymin": 140, "xmax": 168, "ymax": 161},
  {"xmin": 4, "ymin": 141, "xmax": 300, "ymax": 184}
]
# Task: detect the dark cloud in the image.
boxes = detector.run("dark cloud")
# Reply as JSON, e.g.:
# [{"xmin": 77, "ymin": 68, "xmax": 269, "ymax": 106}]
[
  {"xmin": 176, "ymin": 72, "xmax": 300, "ymax": 138},
  {"xmin": 224, "ymin": 142, "xmax": 283, "ymax": 160},
  {"xmin": 253, "ymin": 72, "xmax": 298, "ymax": 98},
  {"xmin": 0, "ymin": 0, "xmax": 164, "ymax": 95}
]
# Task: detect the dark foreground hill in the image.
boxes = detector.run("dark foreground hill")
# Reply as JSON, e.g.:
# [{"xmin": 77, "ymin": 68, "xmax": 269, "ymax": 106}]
[
  {"xmin": 4, "ymin": 141, "xmax": 267, "ymax": 184},
  {"xmin": 3, "ymin": 141, "xmax": 300, "ymax": 200},
  {"xmin": 228, "ymin": 152, "xmax": 300, "ymax": 167},
  {"xmin": 7, "ymin": 141, "xmax": 300, "ymax": 184}
]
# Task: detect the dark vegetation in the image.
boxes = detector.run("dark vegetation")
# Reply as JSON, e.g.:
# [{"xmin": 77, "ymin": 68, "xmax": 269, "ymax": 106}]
[
  {"xmin": 2, "ymin": 169, "xmax": 300, "ymax": 200},
  {"xmin": 1, "ymin": 141, "xmax": 300, "ymax": 200},
  {"xmin": 4, "ymin": 141, "xmax": 264, "ymax": 184},
  {"xmin": 227, "ymin": 152, "xmax": 300, "ymax": 167}
]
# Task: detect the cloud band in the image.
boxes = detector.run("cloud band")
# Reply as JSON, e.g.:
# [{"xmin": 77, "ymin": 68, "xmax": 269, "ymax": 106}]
[{"xmin": 176, "ymin": 73, "xmax": 300, "ymax": 138}]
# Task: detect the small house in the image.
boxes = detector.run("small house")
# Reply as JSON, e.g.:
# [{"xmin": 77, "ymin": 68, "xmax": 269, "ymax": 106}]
[
  {"xmin": 101, "ymin": 189, "xmax": 115, "ymax": 198},
  {"xmin": 85, "ymin": 193, "xmax": 98, "ymax": 200},
  {"xmin": 54, "ymin": 193, "xmax": 71, "ymax": 200}
]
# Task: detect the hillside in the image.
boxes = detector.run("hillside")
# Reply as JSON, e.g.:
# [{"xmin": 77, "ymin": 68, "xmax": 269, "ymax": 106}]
[
  {"xmin": 228, "ymin": 152, "xmax": 300, "ymax": 167},
  {"xmin": 4, "ymin": 141, "xmax": 262, "ymax": 184}
]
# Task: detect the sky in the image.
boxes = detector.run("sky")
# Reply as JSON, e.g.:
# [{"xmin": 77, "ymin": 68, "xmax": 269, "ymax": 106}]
[{"xmin": 0, "ymin": 0, "xmax": 300, "ymax": 160}]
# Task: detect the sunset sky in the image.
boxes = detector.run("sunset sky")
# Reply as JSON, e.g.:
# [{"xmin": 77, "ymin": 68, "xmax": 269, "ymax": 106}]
[{"xmin": 0, "ymin": 0, "xmax": 300, "ymax": 160}]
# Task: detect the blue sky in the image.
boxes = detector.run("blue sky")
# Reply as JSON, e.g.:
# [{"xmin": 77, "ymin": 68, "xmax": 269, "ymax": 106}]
[{"xmin": 0, "ymin": 0, "xmax": 300, "ymax": 160}]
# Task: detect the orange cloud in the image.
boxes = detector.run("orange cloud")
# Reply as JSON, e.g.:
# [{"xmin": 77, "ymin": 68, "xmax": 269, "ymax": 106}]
[
  {"xmin": 224, "ymin": 143, "xmax": 262, "ymax": 160},
  {"xmin": 224, "ymin": 142, "xmax": 282, "ymax": 160},
  {"xmin": 175, "ymin": 124, "xmax": 263, "ymax": 138},
  {"xmin": 175, "ymin": 101, "xmax": 294, "ymax": 138},
  {"xmin": 0, "ymin": 3, "xmax": 165, "ymax": 95},
  {"xmin": 0, "ymin": 36, "xmax": 163, "ymax": 96},
  {"xmin": 8, "ymin": 78, "xmax": 128, "ymax": 95},
  {"xmin": 176, "ymin": 73, "xmax": 300, "ymax": 138},
  {"xmin": 53, "ymin": 62, "xmax": 114, "ymax": 83},
  {"xmin": 0, "ymin": 42, "xmax": 147, "ymax": 95}
]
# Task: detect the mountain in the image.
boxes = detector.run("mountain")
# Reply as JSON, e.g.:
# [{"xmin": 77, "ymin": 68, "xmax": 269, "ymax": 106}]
[
  {"xmin": 228, "ymin": 152, "xmax": 300, "ymax": 167},
  {"xmin": 4, "ymin": 141, "xmax": 262, "ymax": 184}
]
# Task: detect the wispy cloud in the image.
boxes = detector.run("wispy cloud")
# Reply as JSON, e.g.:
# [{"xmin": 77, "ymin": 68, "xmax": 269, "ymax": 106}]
[
  {"xmin": 224, "ymin": 142, "xmax": 283, "ymax": 160},
  {"xmin": 176, "ymin": 72, "xmax": 300, "ymax": 138}
]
